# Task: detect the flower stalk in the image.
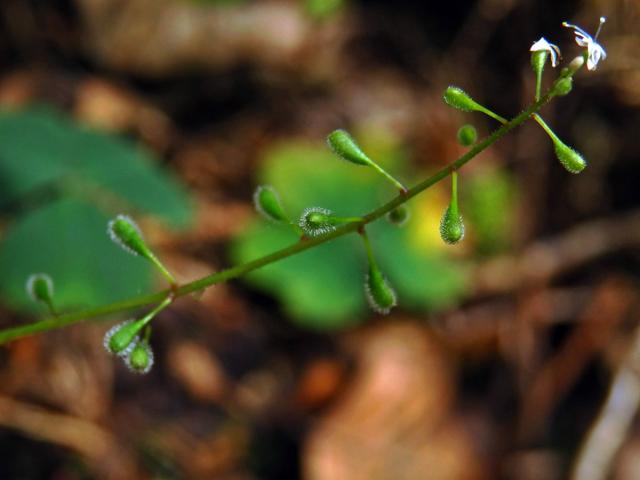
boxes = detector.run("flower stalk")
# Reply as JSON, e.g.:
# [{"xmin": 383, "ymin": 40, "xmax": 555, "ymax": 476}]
[{"xmin": 0, "ymin": 77, "xmax": 575, "ymax": 345}]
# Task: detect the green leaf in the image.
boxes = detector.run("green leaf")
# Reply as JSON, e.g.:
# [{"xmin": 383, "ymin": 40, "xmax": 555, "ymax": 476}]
[
  {"xmin": 0, "ymin": 106, "xmax": 193, "ymax": 313},
  {"xmin": 0, "ymin": 198, "xmax": 152, "ymax": 313},
  {"xmin": 0, "ymin": 107, "xmax": 192, "ymax": 227},
  {"xmin": 463, "ymin": 167, "xmax": 517, "ymax": 254}
]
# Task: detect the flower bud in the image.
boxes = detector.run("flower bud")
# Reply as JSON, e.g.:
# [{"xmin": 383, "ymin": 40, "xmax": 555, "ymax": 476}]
[
  {"xmin": 103, "ymin": 319, "xmax": 143, "ymax": 357},
  {"xmin": 107, "ymin": 214, "xmax": 149, "ymax": 257},
  {"xmin": 440, "ymin": 205, "xmax": 465, "ymax": 244},
  {"xmin": 364, "ymin": 266, "xmax": 397, "ymax": 315},
  {"xmin": 326, "ymin": 129, "xmax": 373, "ymax": 166},
  {"xmin": 386, "ymin": 205, "xmax": 410, "ymax": 226},
  {"xmin": 456, "ymin": 124, "xmax": 477, "ymax": 146},
  {"xmin": 108, "ymin": 214, "xmax": 176, "ymax": 284},
  {"xmin": 443, "ymin": 86, "xmax": 480, "ymax": 112},
  {"xmin": 253, "ymin": 185, "xmax": 289, "ymax": 222},
  {"xmin": 531, "ymin": 50, "xmax": 548, "ymax": 73},
  {"xmin": 554, "ymin": 141, "xmax": 587, "ymax": 174},
  {"xmin": 26, "ymin": 273, "xmax": 54, "ymax": 306},
  {"xmin": 299, "ymin": 207, "xmax": 336, "ymax": 237},
  {"xmin": 553, "ymin": 77, "xmax": 573, "ymax": 96},
  {"xmin": 125, "ymin": 340, "xmax": 154, "ymax": 374},
  {"xmin": 569, "ymin": 55, "xmax": 585, "ymax": 71}
]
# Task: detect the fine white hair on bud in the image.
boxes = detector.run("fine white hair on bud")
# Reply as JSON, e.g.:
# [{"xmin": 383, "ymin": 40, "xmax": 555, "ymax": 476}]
[
  {"xmin": 107, "ymin": 214, "xmax": 146, "ymax": 256},
  {"xmin": 253, "ymin": 185, "xmax": 289, "ymax": 223},
  {"xmin": 125, "ymin": 341, "xmax": 155, "ymax": 374},
  {"xmin": 103, "ymin": 319, "xmax": 139, "ymax": 357},
  {"xmin": 26, "ymin": 273, "xmax": 54, "ymax": 303},
  {"xmin": 298, "ymin": 207, "xmax": 336, "ymax": 237},
  {"xmin": 364, "ymin": 269, "xmax": 397, "ymax": 315}
]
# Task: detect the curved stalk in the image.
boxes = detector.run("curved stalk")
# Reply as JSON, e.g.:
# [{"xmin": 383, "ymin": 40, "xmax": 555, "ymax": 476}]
[{"xmin": 0, "ymin": 84, "xmax": 564, "ymax": 345}]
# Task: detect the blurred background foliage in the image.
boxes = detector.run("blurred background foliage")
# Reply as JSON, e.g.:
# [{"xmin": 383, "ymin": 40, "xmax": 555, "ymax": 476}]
[
  {"xmin": 0, "ymin": 107, "xmax": 192, "ymax": 312},
  {"xmin": 0, "ymin": 0, "xmax": 639, "ymax": 479},
  {"xmin": 232, "ymin": 130, "xmax": 518, "ymax": 328}
]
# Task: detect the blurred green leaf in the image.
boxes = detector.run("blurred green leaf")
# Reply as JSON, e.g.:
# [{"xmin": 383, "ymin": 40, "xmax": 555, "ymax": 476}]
[
  {"xmin": 0, "ymin": 106, "xmax": 192, "ymax": 313},
  {"xmin": 304, "ymin": 0, "xmax": 345, "ymax": 20},
  {"xmin": 463, "ymin": 167, "xmax": 517, "ymax": 254},
  {"xmin": 231, "ymin": 141, "xmax": 468, "ymax": 330},
  {"xmin": 0, "ymin": 107, "xmax": 192, "ymax": 227},
  {"xmin": 0, "ymin": 198, "xmax": 152, "ymax": 313}
]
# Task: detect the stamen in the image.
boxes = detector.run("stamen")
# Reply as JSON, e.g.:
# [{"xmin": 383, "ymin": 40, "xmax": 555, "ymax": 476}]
[{"xmin": 595, "ymin": 16, "xmax": 606, "ymax": 40}]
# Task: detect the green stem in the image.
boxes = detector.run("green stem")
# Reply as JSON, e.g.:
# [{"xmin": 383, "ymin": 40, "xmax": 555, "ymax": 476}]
[
  {"xmin": 0, "ymin": 85, "xmax": 562, "ymax": 345},
  {"xmin": 146, "ymin": 251, "xmax": 177, "ymax": 286},
  {"xmin": 535, "ymin": 68, "xmax": 543, "ymax": 102},
  {"xmin": 475, "ymin": 105, "xmax": 508, "ymax": 125},
  {"xmin": 139, "ymin": 295, "xmax": 173, "ymax": 328},
  {"xmin": 532, "ymin": 113, "xmax": 559, "ymax": 142},
  {"xmin": 369, "ymin": 162, "xmax": 407, "ymax": 193},
  {"xmin": 450, "ymin": 171, "xmax": 459, "ymax": 217},
  {"xmin": 331, "ymin": 216, "xmax": 365, "ymax": 225},
  {"xmin": 359, "ymin": 228, "xmax": 375, "ymax": 266},
  {"xmin": 44, "ymin": 299, "xmax": 57, "ymax": 317}
]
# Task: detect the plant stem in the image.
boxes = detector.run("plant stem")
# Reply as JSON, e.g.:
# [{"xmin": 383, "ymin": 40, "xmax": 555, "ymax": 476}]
[
  {"xmin": 0, "ymin": 87, "xmax": 560, "ymax": 345},
  {"xmin": 147, "ymin": 252, "xmax": 177, "ymax": 287},
  {"xmin": 369, "ymin": 162, "xmax": 408, "ymax": 193},
  {"xmin": 359, "ymin": 228, "xmax": 375, "ymax": 266},
  {"xmin": 450, "ymin": 171, "xmax": 459, "ymax": 217},
  {"xmin": 330, "ymin": 216, "xmax": 365, "ymax": 225},
  {"xmin": 535, "ymin": 68, "xmax": 543, "ymax": 102},
  {"xmin": 532, "ymin": 113, "xmax": 559, "ymax": 142},
  {"xmin": 476, "ymin": 105, "xmax": 508, "ymax": 125}
]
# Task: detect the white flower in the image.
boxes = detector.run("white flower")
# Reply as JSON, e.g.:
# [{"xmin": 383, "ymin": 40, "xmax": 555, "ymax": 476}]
[
  {"xmin": 562, "ymin": 17, "xmax": 607, "ymax": 71},
  {"xmin": 530, "ymin": 37, "xmax": 561, "ymax": 67}
]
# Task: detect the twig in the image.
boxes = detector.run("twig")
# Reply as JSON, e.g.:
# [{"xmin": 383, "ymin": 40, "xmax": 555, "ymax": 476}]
[
  {"xmin": 570, "ymin": 318, "xmax": 640, "ymax": 480},
  {"xmin": 0, "ymin": 81, "xmax": 564, "ymax": 345}
]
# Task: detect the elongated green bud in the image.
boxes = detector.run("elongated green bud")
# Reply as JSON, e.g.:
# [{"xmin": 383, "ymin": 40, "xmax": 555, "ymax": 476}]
[
  {"xmin": 299, "ymin": 207, "xmax": 336, "ymax": 237},
  {"xmin": 443, "ymin": 86, "xmax": 480, "ymax": 112},
  {"xmin": 552, "ymin": 77, "xmax": 573, "ymax": 96},
  {"xmin": 360, "ymin": 230, "xmax": 396, "ymax": 314},
  {"xmin": 108, "ymin": 214, "xmax": 176, "ymax": 285},
  {"xmin": 531, "ymin": 50, "xmax": 548, "ymax": 74},
  {"xmin": 554, "ymin": 141, "xmax": 587, "ymax": 174},
  {"xmin": 125, "ymin": 340, "xmax": 154, "ymax": 374},
  {"xmin": 103, "ymin": 319, "xmax": 144, "ymax": 357},
  {"xmin": 365, "ymin": 265, "xmax": 397, "ymax": 315},
  {"xmin": 108, "ymin": 214, "xmax": 150, "ymax": 257},
  {"xmin": 439, "ymin": 205, "xmax": 465, "ymax": 244},
  {"xmin": 534, "ymin": 114, "xmax": 587, "ymax": 174},
  {"xmin": 439, "ymin": 171, "xmax": 465, "ymax": 244},
  {"xmin": 443, "ymin": 86, "xmax": 507, "ymax": 124},
  {"xmin": 386, "ymin": 205, "xmax": 410, "ymax": 226},
  {"xmin": 456, "ymin": 124, "xmax": 477, "ymax": 146},
  {"xmin": 26, "ymin": 273, "xmax": 54, "ymax": 309},
  {"xmin": 326, "ymin": 129, "xmax": 372, "ymax": 166},
  {"xmin": 253, "ymin": 185, "xmax": 289, "ymax": 222}
]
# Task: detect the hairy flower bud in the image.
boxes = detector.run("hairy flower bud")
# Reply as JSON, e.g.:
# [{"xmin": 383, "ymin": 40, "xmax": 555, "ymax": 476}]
[
  {"xmin": 103, "ymin": 319, "xmax": 142, "ymax": 357},
  {"xmin": 253, "ymin": 185, "xmax": 289, "ymax": 222},
  {"xmin": 365, "ymin": 266, "xmax": 397, "ymax": 315},
  {"xmin": 125, "ymin": 340, "xmax": 154, "ymax": 374},
  {"xmin": 456, "ymin": 124, "xmax": 477, "ymax": 146},
  {"xmin": 299, "ymin": 207, "xmax": 336, "ymax": 237},
  {"xmin": 26, "ymin": 273, "xmax": 54, "ymax": 306},
  {"xmin": 443, "ymin": 86, "xmax": 479, "ymax": 112},
  {"xmin": 327, "ymin": 129, "xmax": 372, "ymax": 166},
  {"xmin": 386, "ymin": 205, "xmax": 411, "ymax": 226},
  {"xmin": 554, "ymin": 142, "xmax": 587, "ymax": 174},
  {"xmin": 439, "ymin": 205, "xmax": 465, "ymax": 244}
]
